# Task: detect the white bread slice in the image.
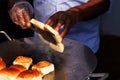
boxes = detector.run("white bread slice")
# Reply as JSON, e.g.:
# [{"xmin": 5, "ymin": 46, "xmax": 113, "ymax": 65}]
[
  {"xmin": 32, "ymin": 61, "xmax": 54, "ymax": 76},
  {"xmin": 16, "ymin": 70, "xmax": 43, "ymax": 80},
  {"xmin": 30, "ymin": 18, "xmax": 64, "ymax": 53},
  {"xmin": 13, "ymin": 56, "xmax": 33, "ymax": 69}
]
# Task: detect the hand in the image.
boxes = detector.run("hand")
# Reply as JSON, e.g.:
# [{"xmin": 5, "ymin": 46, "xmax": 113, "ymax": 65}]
[
  {"xmin": 9, "ymin": 1, "xmax": 33, "ymax": 29},
  {"xmin": 45, "ymin": 11, "xmax": 78, "ymax": 38}
]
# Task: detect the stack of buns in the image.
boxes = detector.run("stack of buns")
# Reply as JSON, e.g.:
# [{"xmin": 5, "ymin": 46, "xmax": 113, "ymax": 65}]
[
  {"xmin": 0, "ymin": 67, "xmax": 23, "ymax": 80},
  {"xmin": 0, "ymin": 56, "xmax": 55, "ymax": 80}
]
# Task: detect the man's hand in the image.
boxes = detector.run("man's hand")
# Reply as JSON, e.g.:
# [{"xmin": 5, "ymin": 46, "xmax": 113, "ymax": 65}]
[
  {"xmin": 9, "ymin": 1, "xmax": 33, "ymax": 29},
  {"xmin": 45, "ymin": 11, "xmax": 78, "ymax": 38}
]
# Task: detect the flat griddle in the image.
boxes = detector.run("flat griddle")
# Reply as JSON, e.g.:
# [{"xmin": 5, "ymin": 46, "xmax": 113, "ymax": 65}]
[{"xmin": 0, "ymin": 35, "xmax": 97, "ymax": 80}]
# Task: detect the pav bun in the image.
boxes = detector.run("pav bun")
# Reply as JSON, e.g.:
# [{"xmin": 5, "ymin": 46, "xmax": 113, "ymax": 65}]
[
  {"xmin": 0, "ymin": 67, "xmax": 21, "ymax": 80},
  {"xmin": 32, "ymin": 61, "xmax": 54, "ymax": 76},
  {"xmin": 13, "ymin": 56, "xmax": 33, "ymax": 69},
  {"xmin": 17, "ymin": 70, "xmax": 43, "ymax": 80},
  {"xmin": 9, "ymin": 64, "xmax": 27, "ymax": 72}
]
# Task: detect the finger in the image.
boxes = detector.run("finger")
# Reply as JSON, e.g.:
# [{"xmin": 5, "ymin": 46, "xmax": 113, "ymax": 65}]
[
  {"xmin": 16, "ymin": 9, "xmax": 26, "ymax": 28},
  {"xmin": 45, "ymin": 17, "xmax": 58, "ymax": 29},
  {"xmin": 45, "ymin": 17, "xmax": 53, "ymax": 25},
  {"xmin": 60, "ymin": 21, "xmax": 71, "ymax": 38},
  {"xmin": 60, "ymin": 27, "xmax": 68, "ymax": 38},
  {"xmin": 23, "ymin": 10, "xmax": 31, "ymax": 28},
  {"xmin": 54, "ymin": 20, "xmax": 64, "ymax": 31},
  {"xmin": 50, "ymin": 21, "xmax": 58, "ymax": 29},
  {"xmin": 10, "ymin": 8, "xmax": 19, "ymax": 25}
]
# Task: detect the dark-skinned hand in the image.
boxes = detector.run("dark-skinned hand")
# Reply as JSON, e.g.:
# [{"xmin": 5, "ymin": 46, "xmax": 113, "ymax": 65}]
[
  {"xmin": 45, "ymin": 11, "xmax": 78, "ymax": 38},
  {"xmin": 9, "ymin": 1, "xmax": 33, "ymax": 29}
]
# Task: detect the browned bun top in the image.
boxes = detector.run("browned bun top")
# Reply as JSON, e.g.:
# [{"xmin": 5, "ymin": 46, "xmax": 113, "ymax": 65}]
[
  {"xmin": 17, "ymin": 70, "xmax": 43, "ymax": 79},
  {"xmin": 33, "ymin": 61, "xmax": 52, "ymax": 68},
  {"xmin": 13, "ymin": 56, "xmax": 33, "ymax": 69},
  {"xmin": 9, "ymin": 64, "xmax": 27, "ymax": 72},
  {"xmin": 0, "ymin": 67, "xmax": 20, "ymax": 76},
  {"xmin": 13, "ymin": 56, "xmax": 33, "ymax": 64},
  {"xmin": 0, "ymin": 57, "xmax": 6, "ymax": 70}
]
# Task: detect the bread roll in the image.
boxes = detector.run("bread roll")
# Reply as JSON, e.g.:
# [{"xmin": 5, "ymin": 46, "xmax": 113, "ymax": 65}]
[
  {"xmin": 0, "ymin": 57, "xmax": 6, "ymax": 70},
  {"xmin": 17, "ymin": 70, "xmax": 43, "ymax": 80},
  {"xmin": 13, "ymin": 56, "xmax": 33, "ymax": 69},
  {"xmin": 9, "ymin": 64, "xmax": 27, "ymax": 72},
  {"xmin": 0, "ymin": 67, "xmax": 21, "ymax": 80},
  {"xmin": 32, "ymin": 61, "xmax": 54, "ymax": 75}
]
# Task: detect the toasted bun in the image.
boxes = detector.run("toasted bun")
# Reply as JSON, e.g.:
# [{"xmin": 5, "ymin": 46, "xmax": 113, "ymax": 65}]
[
  {"xmin": 0, "ymin": 67, "xmax": 20, "ymax": 80},
  {"xmin": 9, "ymin": 65, "xmax": 27, "ymax": 72},
  {"xmin": 0, "ymin": 57, "xmax": 6, "ymax": 70},
  {"xmin": 17, "ymin": 70, "xmax": 43, "ymax": 80},
  {"xmin": 32, "ymin": 61, "xmax": 54, "ymax": 75},
  {"xmin": 13, "ymin": 56, "xmax": 33, "ymax": 69}
]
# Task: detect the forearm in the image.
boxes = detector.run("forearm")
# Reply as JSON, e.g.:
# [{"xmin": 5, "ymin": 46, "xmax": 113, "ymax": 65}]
[{"xmin": 68, "ymin": 0, "xmax": 110, "ymax": 21}]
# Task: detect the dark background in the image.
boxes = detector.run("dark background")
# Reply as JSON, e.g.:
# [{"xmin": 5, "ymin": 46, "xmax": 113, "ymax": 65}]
[
  {"xmin": 95, "ymin": 0, "xmax": 120, "ymax": 79},
  {"xmin": 95, "ymin": 35, "xmax": 120, "ymax": 80}
]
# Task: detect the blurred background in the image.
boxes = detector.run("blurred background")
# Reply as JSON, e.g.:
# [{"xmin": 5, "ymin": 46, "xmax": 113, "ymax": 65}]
[
  {"xmin": 95, "ymin": 0, "xmax": 120, "ymax": 80},
  {"xmin": 100, "ymin": 0, "xmax": 120, "ymax": 36}
]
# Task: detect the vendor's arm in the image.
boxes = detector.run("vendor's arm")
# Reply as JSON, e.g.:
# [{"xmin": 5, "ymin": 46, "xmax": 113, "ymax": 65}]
[
  {"xmin": 68, "ymin": 0, "xmax": 110, "ymax": 21},
  {"xmin": 45, "ymin": 0, "xmax": 110, "ymax": 38}
]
